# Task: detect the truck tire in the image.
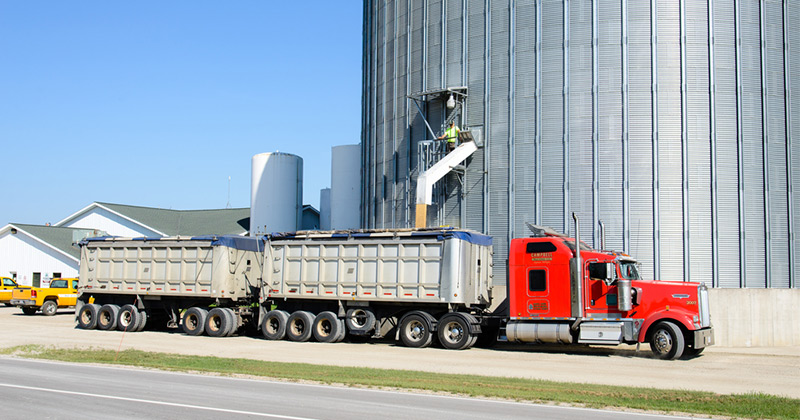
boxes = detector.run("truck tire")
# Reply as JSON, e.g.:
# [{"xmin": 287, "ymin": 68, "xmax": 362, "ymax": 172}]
[
  {"xmin": 221, "ymin": 308, "xmax": 237, "ymax": 337},
  {"xmin": 77, "ymin": 303, "xmax": 101, "ymax": 329},
  {"xmin": 437, "ymin": 314, "xmax": 473, "ymax": 350},
  {"xmin": 286, "ymin": 311, "xmax": 315, "ymax": 342},
  {"xmin": 399, "ymin": 313, "xmax": 434, "ymax": 348},
  {"xmin": 205, "ymin": 308, "xmax": 233, "ymax": 337},
  {"xmin": 345, "ymin": 308, "xmax": 376, "ymax": 334},
  {"xmin": 134, "ymin": 309, "xmax": 148, "ymax": 332},
  {"xmin": 97, "ymin": 304, "xmax": 120, "ymax": 330},
  {"xmin": 21, "ymin": 307, "xmax": 38, "ymax": 315},
  {"xmin": 313, "ymin": 311, "xmax": 345, "ymax": 343},
  {"xmin": 117, "ymin": 304, "xmax": 142, "ymax": 332},
  {"xmin": 649, "ymin": 321, "xmax": 685, "ymax": 360},
  {"xmin": 182, "ymin": 307, "xmax": 208, "ymax": 336},
  {"xmin": 261, "ymin": 310, "xmax": 289, "ymax": 340},
  {"xmin": 41, "ymin": 300, "xmax": 58, "ymax": 316}
]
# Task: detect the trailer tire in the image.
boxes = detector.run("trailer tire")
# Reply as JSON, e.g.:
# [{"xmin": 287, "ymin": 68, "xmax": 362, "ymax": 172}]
[
  {"xmin": 97, "ymin": 304, "xmax": 120, "ymax": 330},
  {"xmin": 313, "ymin": 311, "xmax": 345, "ymax": 343},
  {"xmin": 134, "ymin": 309, "xmax": 148, "ymax": 332},
  {"xmin": 399, "ymin": 313, "xmax": 434, "ymax": 348},
  {"xmin": 206, "ymin": 308, "xmax": 233, "ymax": 337},
  {"xmin": 117, "ymin": 304, "xmax": 142, "ymax": 332},
  {"xmin": 182, "ymin": 307, "xmax": 208, "ymax": 336},
  {"xmin": 221, "ymin": 308, "xmax": 237, "ymax": 337},
  {"xmin": 286, "ymin": 311, "xmax": 315, "ymax": 342},
  {"xmin": 437, "ymin": 314, "xmax": 473, "ymax": 350},
  {"xmin": 261, "ymin": 310, "xmax": 289, "ymax": 340},
  {"xmin": 77, "ymin": 303, "xmax": 100, "ymax": 329},
  {"xmin": 649, "ymin": 321, "xmax": 685, "ymax": 360},
  {"xmin": 344, "ymin": 308, "xmax": 376, "ymax": 334},
  {"xmin": 41, "ymin": 300, "xmax": 58, "ymax": 316}
]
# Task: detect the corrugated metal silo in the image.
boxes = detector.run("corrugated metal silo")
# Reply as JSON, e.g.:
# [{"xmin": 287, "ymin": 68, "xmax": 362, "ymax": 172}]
[
  {"xmin": 361, "ymin": 0, "xmax": 798, "ymax": 288},
  {"xmin": 250, "ymin": 152, "xmax": 303, "ymax": 235},
  {"xmin": 331, "ymin": 145, "xmax": 361, "ymax": 229}
]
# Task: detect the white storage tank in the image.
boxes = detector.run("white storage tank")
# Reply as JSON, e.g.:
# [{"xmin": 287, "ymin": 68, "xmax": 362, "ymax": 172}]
[
  {"xmin": 250, "ymin": 152, "xmax": 302, "ymax": 235},
  {"xmin": 319, "ymin": 188, "xmax": 331, "ymax": 230},
  {"xmin": 330, "ymin": 145, "xmax": 360, "ymax": 230}
]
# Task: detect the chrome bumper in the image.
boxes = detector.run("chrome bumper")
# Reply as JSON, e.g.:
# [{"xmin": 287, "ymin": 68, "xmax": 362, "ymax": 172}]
[
  {"xmin": 693, "ymin": 327, "xmax": 715, "ymax": 349},
  {"xmin": 10, "ymin": 299, "xmax": 35, "ymax": 306}
]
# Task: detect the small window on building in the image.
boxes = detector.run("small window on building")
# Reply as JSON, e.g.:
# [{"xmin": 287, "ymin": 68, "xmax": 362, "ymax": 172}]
[
  {"xmin": 53, "ymin": 272, "xmax": 61, "ymax": 279},
  {"xmin": 528, "ymin": 269, "xmax": 547, "ymax": 292},
  {"xmin": 32, "ymin": 272, "xmax": 41, "ymax": 287}
]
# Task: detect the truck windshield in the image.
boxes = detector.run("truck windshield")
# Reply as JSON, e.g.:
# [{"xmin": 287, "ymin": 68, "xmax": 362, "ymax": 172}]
[{"xmin": 618, "ymin": 261, "xmax": 641, "ymax": 280}]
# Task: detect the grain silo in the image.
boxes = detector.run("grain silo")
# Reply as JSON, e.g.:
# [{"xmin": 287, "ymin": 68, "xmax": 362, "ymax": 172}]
[
  {"xmin": 250, "ymin": 152, "xmax": 303, "ymax": 235},
  {"xmin": 330, "ymin": 145, "xmax": 362, "ymax": 229},
  {"xmin": 361, "ymin": 0, "xmax": 799, "ymax": 289}
]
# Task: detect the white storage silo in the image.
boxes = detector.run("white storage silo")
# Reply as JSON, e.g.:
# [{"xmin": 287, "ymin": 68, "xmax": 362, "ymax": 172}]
[
  {"xmin": 250, "ymin": 152, "xmax": 302, "ymax": 235},
  {"xmin": 330, "ymin": 144, "xmax": 360, "ymax": 230},
  {"xmin": 319, "ymin": 188, "xmax": 331, "ymax": 230}
]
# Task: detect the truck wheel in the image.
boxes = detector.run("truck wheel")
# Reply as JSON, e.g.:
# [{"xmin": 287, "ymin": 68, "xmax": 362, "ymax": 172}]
[
  {"xmin": 313, "ymin": 311, "xmax": 345, "ymax": 343},
  {"xmin": 286, "ymin": 311, "xmax": 315, "ymax": 342},
  {"xmin": 345, "ymin": 308, "xmax": 376, "ymax": 334},
  {"xmin": 117, "ymin": 304, "xmax": 141, "ymax": 332},
  {"xmin": 399, "ymin": 313, "xmax": 434, "ymax": 348},
  {"xmin": 77, "ymin": 303, "xmax": 100, "ymax": 329},
  {"xmin": 134, "ymin": 310, "xmax": 148, "ymax": 332},
  {"xmin": 97, "ymin": 304, "xmax": 120, "ymax": 330},
  {"xmin": 649, "ymin": 321, "xmax": 685, "ymax": 360},
  {"xmin": 221, "ymin": 308, "xmax": 237, "ymax": 337},
  {"xmin": 41, "ymin": 300, "xmax": 58, "ymax": 316},
  {"xmin": 437, "ymin": 314, "xmax": 473, "ymax": 350},
  {"xmin": 205, "ymin": 308, "xmax": 233, "ymax": 337},
  {"xmin": 21, "ymin": 307, "xmax": 38, "ymax": 316},
  {"xmin": 261, "ymin": 310, "xmax": 289, "ymax": 340},
  {"xmin": 182, "ymin": 307, "xmax": 208, "ymax": 336}
]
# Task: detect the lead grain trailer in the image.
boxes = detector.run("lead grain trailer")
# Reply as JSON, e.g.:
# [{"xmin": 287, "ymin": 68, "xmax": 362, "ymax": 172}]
[{"xmin": 77, "ymin": 229, "xmax": 496, "ymax": 349}]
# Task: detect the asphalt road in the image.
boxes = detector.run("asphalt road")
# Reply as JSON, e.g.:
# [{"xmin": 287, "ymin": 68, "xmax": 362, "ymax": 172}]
[{"xmin": 0, "ymin": 357, "xmax": 699, "ymax": 420}]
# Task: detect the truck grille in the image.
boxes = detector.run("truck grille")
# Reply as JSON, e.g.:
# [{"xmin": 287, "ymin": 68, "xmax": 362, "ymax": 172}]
[{"xmin": 698, "ymin": 283, "xmax": 711, "ymax": 328}]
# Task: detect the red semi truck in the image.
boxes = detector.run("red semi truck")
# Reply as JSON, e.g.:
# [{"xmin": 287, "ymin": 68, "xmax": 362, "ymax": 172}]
[{"xmin": 76, "ymin": 214, "xmax": 713, "ymax": 359}]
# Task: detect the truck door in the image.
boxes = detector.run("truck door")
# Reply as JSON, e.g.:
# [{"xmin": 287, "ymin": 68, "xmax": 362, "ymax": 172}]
[{"xmin": 585, "ymin": 260, "xmax": 618, "ymax": 314}]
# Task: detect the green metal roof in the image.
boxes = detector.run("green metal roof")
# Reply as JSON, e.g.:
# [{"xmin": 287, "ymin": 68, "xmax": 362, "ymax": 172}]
[
  {"xmin": 9, "ymin": 224, "xmax": 99, "ymax": 260},
  {"xmin": 97, "ymin": 202, "xmax": 250, "ymax": 236}
]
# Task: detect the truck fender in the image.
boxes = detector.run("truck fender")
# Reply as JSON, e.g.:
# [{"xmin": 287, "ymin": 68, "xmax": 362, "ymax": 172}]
[
  {"xmin": 638, "ymin": 310, "xmax": 695, "ymax": 343},
  {"xmin": 395, "ymin": 310, "xmax": 438, "ymax": 341}
]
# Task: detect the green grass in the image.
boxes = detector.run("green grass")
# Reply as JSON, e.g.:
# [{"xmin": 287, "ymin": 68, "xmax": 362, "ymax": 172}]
[{"xmin": 2, "ymin": 345, "xmax": 797, "ymax": 419}]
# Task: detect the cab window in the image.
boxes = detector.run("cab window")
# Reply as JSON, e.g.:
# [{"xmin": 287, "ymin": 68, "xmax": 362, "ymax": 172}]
[
  {"xmin": 50, "ymin": 280, "xmax": 67, "ymax": 288},
  {"xmin": 3, "ymin": 278, "xmax": 14, "ymax": 287},
  {"xmin": 528, "ymin": 269, "xmax": 547, "ymax": 292},
  {"xmin": 72, "ymin": 280, "xmax": 79, "ymax": 289}
]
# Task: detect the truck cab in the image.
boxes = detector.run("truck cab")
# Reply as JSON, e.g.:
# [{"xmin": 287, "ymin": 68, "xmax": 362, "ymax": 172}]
[
  {"xmin": 1, "ymin": 277, "xmax": 23, "ymax": 306},
  {"xmin": 508, "ymin": 235, "xmax": 714, "ymax": 359}
]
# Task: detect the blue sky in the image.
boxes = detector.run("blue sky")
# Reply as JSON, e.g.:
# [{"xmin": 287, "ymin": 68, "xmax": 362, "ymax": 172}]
[{"xmin": 0, "ymin": 1, "xmax": 363, "ymax": 225}]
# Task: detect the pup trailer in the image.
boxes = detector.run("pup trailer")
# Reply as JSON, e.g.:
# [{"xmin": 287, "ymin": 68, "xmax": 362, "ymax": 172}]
[{"xmin": 76, "ymin": 216, "xmax": 713, "ymax": 359}]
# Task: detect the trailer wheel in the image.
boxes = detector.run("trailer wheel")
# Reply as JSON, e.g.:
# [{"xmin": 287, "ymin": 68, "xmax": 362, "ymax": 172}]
[
  {"xmin": 41, "ymin": 300, "xmax": 58, "ymax": 316},
  {"xmin": 437, "ymin": 314, "xmax": 473, "ymax": 350},
  {"xmin": 77, "ymin": 303, "xmax": 100, "ymax": 329},
  {"xmin": 221, "ymin": 308, "xmax": 237, "ymax": 337},
  {"xmin": 313, "ymin": 311, "xmax": 345, "ymax": 343},
  {"xmin": 206, "ymin": 308, "xmax": 233, "ymax": 337},
  {"xmin": 345, "ymin": 308, "xmax": 376, "ymax": 334},
  {"xmin": 117, "ymin": 304, "xmax": 142, "ymax": 332},
  {"xmin": 97, "ymin": 304, "xmax": 120, "ymax": 330},
  {"xmin": 399, "ymin": 313, "xmax": 434, "ymax": 348},
  {"xmin": 261, "ymin": 310, "xmax": 289, "ymax": 340},
  {"xmin": 286, "ymin": 311, "xmax": 315, "ymax": 342},
  {"xmin": 134, "ymin": 309, "xmax": 148, "ymax": 332},
  {"xmin": 649, "ymin": 321, "xmax": 685, "ymax": 360},
  {"xmin": 182, "ymin": 307, "xmax": 208, "ymax": 336}
]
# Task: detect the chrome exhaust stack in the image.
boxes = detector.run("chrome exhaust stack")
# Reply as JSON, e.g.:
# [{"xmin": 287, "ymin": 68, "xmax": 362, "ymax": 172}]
[{"xmin": 570, "ymin": 213, "xmax": 583, "ymax": 319}]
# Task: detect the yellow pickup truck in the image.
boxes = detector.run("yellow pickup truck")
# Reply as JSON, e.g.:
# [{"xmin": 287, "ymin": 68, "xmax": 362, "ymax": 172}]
[
  {"xmin": 11, "ymin": 278, "xmax": 79, "ymax": 316},
  {"xmin": 1, "ymin": 277, "xmax": 25, "ymax": 306}
]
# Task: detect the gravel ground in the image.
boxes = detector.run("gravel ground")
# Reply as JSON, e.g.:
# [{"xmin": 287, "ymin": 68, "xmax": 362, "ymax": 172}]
[{"xmin": 1, "ymin": 306, "xmax": 797, "ymax": 398}]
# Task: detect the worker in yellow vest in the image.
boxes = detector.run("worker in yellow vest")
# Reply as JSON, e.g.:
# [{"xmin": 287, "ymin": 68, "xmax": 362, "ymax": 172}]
[{"xmin": 438, "ymin": 120, "xmax": 460, "ymax": 152}]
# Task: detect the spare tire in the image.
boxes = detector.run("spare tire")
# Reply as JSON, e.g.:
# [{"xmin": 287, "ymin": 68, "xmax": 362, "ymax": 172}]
[{"xmin": 345, "ymin": 308, "xmax": 376, "ymax": 334}]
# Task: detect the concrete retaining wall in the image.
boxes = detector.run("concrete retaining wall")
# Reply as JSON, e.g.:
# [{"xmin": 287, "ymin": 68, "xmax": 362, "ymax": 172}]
[{"xmin": 489, "ymin": 285, "xmax": 799, "ymax": 347}]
